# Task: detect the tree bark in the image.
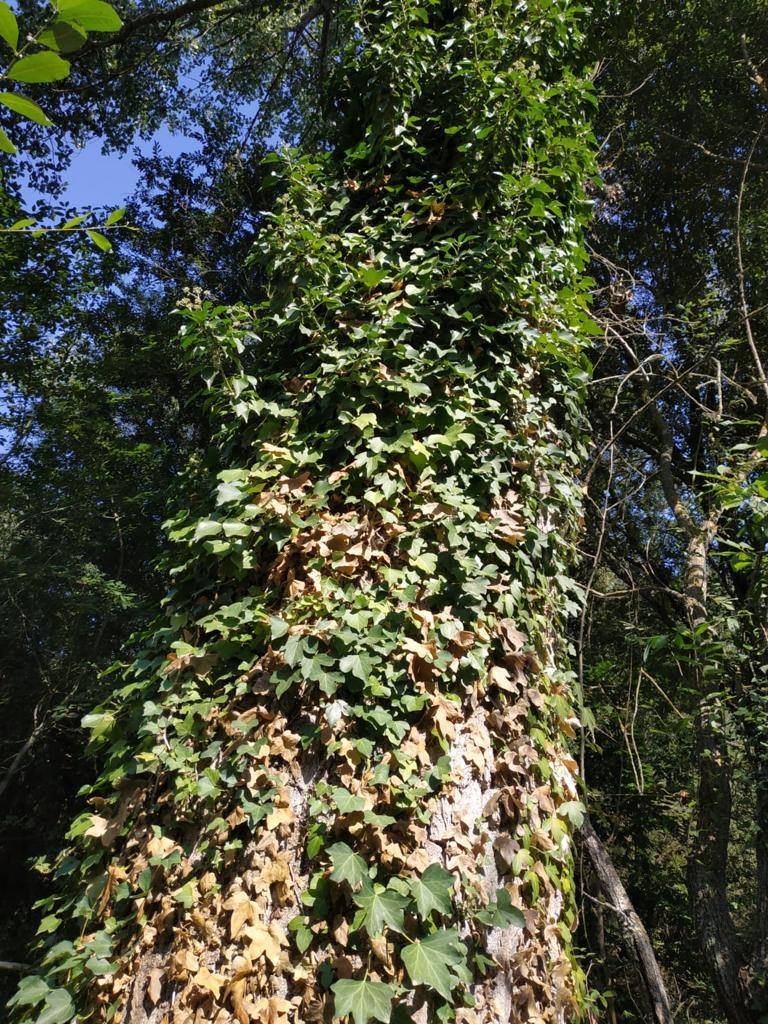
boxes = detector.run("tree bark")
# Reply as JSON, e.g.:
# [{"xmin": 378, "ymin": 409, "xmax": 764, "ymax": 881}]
[
  {"xmin": 684, "ymin": 529, "xmax": 756, "ymax": 1024},
  {"xmin": 581, "ymin": 815, "xmax": 674, "ymax": 1024}
]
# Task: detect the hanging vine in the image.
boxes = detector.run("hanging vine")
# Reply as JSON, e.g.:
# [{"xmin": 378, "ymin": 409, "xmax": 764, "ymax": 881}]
[{"xmin": 10, "ymin": 2, "xmax": 597, "ymax": 1022}]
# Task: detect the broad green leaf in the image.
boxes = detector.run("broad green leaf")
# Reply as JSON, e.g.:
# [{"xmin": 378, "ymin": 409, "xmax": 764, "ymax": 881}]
[
  {"xmin": 283, "ymin": 632, "xmax": 306, "ymax": 667},
  {"xmin": 327, "ymin": 841, "xmax": 368, "ymax": 888},
  {"xmin": 39, "ymin": 19, "xmax": 87, "ymax": 52},
  {"xmin": 37, "ymin": 914, "xmax": 62, "ymax": 934},
  {"xmin": 401, "ymin": 928, "xmax": 465, "ymax": 1000},
  {"xmin": 85, "ymin": 953, "xmax": 117, "ymax": 975},
  {"xmin": 104, "ymin": 206, "xmax": 126, "ymax": 226},
  {"xmin": 339, "ymin": 651, "xmax": 371, "ymax": 682},
  {"xmin": 359, "ymin": 266, "xmax": 388, "ymax": 289},
  {"xmin": 409, "ymin": 862, "xmax": 454, "ymax": 919},
  {"xmin": 7, "ymin": 973, "xmax": 50, "ymax": 1007},
  {"xmin": 331, "ymin": 787, "xmax": 366, "ymax": 814},
  {"xmin": 473, "ymin": 887, "xmax": 524, "ymax": 929},
  {"xmin": 0, "ymin": 1, "xmax": 19, "ymax": 51},
  {"xmin": 353, "ymin": 882, "xmax": 407, "ymax": 936},
  {"xmin": 269, "ymin": 616, "xmax": 289, "ymax": 639},
  {"xmin": 37, "ymin": 988, "xmax": 75, "ymax": 1024},
  {"xmin": 58, "ymin": 0, "xmax": 123, "ymax": 31},
  {"xmin": 363, "ymin": 809, "xmax": 396, "ymax": 828},
  {"xmin": 81, "ymin": 710, "xmax": 115, "ymax": 739},
  {"xmin": 412, "ymin": 551, "xmax": 437, "ymax": 574},
  {"xmin": 558, "ymin": 800, "xmax": 585, "ymax": 829},
  {"xmin": 7, "ymin": 52, "xmax": 70, "ymax": 83},
  {"xmin": 352, "ymin": 412, "xmax": 377, "ymax": 431},
  {"xmin": 0, "ymin": 126, "xmax": 16, "ymax": 153},
  {"xmin": 172, "ymin": 882, "xmax": 196, "ymax": 908},
  {"xmin": 295, "ymin": 923, "xmax": 313, "ymax": 953},
  {"xmin": 62, "ymin": 214, "xmax": 88, "ymax": 229},
  {"xmin": 10, "ymin": 217, "xmax": 36, "ymax": 229},
  {"xmin": 216, "ymin": 479, "xmax": 244, "ymax": 504},
  {"xmin": 87, "ymin": 229, "xmax": 112, "ymax": 252},
  {"xmin": 332, "ymin": 978, "xmax": 394, "ymax": 1024},
  {"xmin": 222, "ymin": 520, "xmax": 250, "ymax": 537},
  {"xmin": 193, "ymin": 519, "xmax": 222, "ymax": 540},
  {"xmin": 0, "ymin": 92, "xmax": 53, "ymax": 125}
]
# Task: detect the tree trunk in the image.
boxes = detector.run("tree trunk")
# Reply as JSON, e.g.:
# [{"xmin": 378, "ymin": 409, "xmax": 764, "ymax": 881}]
[
  {"xmin": 14, "ymin": 4, "xmax": 597, "ymax": 1024},
  {"xmin": 581, "ymin": 815, "xmax": 674, "ymax": 1024},
  {"xmin": 684, "ymin": 529, "xmax": 756, "ymax": 1024}
]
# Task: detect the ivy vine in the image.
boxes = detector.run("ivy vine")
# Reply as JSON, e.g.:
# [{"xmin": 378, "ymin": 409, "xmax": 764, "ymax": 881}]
[{"xmin": 11, "ymin": 2, "xmax": 597, "ymax": 1022}]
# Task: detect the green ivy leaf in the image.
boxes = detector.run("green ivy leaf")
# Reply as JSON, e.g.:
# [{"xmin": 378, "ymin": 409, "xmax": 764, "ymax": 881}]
[
  {"xmin": 37, "ymin": 989, "xmax": 75, "ymax": 1024},
  {"xmin": 81, "ymin": 710, "xmax": 115, "ymax": 740},
  {"xmin": 332, "ymin": 978, "xmax": 394, "ymax": 1024},
  {"xmin": 7, "ymin": 974, "xmax": 50, "ymax": 1008},
  {"xmin": 193, "ymin": 519, "xmax": 222, "ymax": 540},
  {"xmin": 352, "ymin": 411, "xmax": 378, "ymax": 431},
  {"xmin": 473, "ymin": 887, "xmax": 524, "ymax": 929},
  {"xmin": 172, "ymin": 882, "xmax": 196, "ymax": 908},
  {"xmin": 222, "ymin": 520, "xmax": 250, "ymax": 537},
  {"xmin": 363, "ymin": 809, "xmax": 396, "ymax": 828},
  {"xmin": 283, "ymin": 633, "xmax": 306, "ymax": 667},
  {"xmin": 358, "ymin": 266, "xmax": 389, "ymax": 289},
  {"xmin": 409, "ymin": 862, "xmax": 454, "ymax": 919},
  {"xmin": 353, "ymin": 881, "xmax": 407, "ymax": 936},
  {"xmin": 269, "ymin": 616, "xmax": 289, "ymax": 639},
  {"xmin": 339, "ymin": 651, "xmax": 371, "ymax": 682},
  {"xmin": 0, "ymin": 1, "xmax": 19, "ymax": 51},
  {"xmin": 295, "ymin": 923, "xmax": 313, "ymax": 953},
  {"xmin": 331, "ymin": 787, "xmax": 366, "ymax": 814},
  {"xmin": 558, "ymin": 800, "xmax": 585, "ymax": 828},
  {"xmin": 401, "ymin": 928, "xmax": 465, "ymax": 1000},
  {"xmin": 327, "ymin": 841, "xmax": 368, "ymax": 888},
  {"xmin": 7, "ymin": 52, "xmax": 71, "ymax": 83}
]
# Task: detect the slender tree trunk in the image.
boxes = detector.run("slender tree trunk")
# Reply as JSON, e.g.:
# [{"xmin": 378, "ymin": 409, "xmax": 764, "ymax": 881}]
[
  {"xmin": 684, "ymin": 529, "xmax": 756, "ymax": 1024},
  {"xmin": 581, "ymin": 815, "xmax": 674, "ymax": 1024},
  {"xmin": 754, "ymin": 754, "xmax": 768, "ymax": 963}
]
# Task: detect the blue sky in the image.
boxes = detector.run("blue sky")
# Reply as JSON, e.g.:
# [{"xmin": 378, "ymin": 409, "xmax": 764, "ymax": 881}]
[{"xmin": 24, "ymin": 124, "xmax": 200, "ymax": 210}]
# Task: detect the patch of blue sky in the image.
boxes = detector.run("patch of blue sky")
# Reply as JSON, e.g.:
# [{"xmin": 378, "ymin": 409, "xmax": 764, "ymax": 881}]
[{"xmin": 21, "ymin": 122, "xmax": 202, "ymax": 211}]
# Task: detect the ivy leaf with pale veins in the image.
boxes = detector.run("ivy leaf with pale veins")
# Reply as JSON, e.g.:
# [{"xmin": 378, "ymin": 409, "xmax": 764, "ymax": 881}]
[
  {"xmin": 339, "ymin": 651, "xmax": 372, "ymax": 683},
  {"xmin": 327, "ymin": 841, "xmax": 369, "ymax": 889},
  {"xmin": 332, "ymin": 786, "xmax": 366, "ymax": 814},
  {"xmin": 37, "ymin": 989, "xmax": 76, "ymax": 1024},
  {"xmin": 473, "ymin": 887, "xmax": 524, "ymax": 929},
  {"xmin": 332, "ymin": 978, "xmax": 394, "ymax": 1024},
  {"xmin": 401, "ymin": 928, "xmax": 466, "ymax": 1001},
  {"xmin": 409, "ymin": 862, "xmax": 454, "ymax": 919},
  {"xmin": 353, "ymin": 881, "xmax": 408, "ymax": 936}
]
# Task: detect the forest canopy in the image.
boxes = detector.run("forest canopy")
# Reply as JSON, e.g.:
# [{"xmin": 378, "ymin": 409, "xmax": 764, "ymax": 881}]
[{"xmin": 0, "ymin": 2, "xmax": 766, "ymax": 1024}]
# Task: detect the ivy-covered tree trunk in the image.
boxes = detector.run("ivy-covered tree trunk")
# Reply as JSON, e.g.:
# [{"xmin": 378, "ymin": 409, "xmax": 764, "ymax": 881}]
[{"xmin": 11, "ymin": 3, "xmax": 596, "ymax": 1024}]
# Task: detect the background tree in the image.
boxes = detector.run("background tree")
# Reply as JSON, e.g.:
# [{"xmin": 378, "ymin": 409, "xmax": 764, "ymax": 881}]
[
  {"xmin": 0, "ymin": 0, "xmax": 331, "ymax": 986},
  {"xmin": 580, "ymin": 2, "xmax": 768, "ymax": 1021}
]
